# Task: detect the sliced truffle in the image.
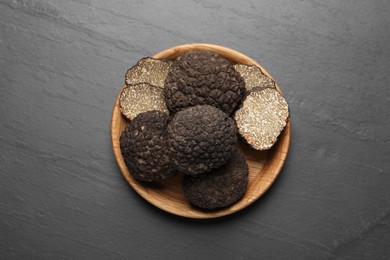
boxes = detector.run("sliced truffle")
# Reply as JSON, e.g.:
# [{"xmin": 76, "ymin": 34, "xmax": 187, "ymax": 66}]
[
  {"xmin": 164, "ymin": 50, "xmax": 245, "ymax": 115},
  {"xmin": 234, "ymin": 64, "xmax": 276, "ymax": 91},
  {"xmin": 119, "ymin": 83, "xmax": 168, "ymax": 120},
  {"xmin": 120, "ymin": 110, "xmax": 176, "ymax": 182},
  {"xmin": 234, "ymin": 88, "xmax": 289, "ymax": 150},
  {"xmin": 183, "ymin": 149, "xmax": 249, "ymax": 209},
  {"xmin": 125, "ymin": 57, "xmax": 172, "ymax": 88},
  {"xmin": 168, "ymin": 105, "xmax": 237, "ymax": 175}
]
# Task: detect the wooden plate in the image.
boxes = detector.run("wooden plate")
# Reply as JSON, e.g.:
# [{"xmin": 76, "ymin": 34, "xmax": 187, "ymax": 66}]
[{"xmin": 111, "ymin": 43, "xmax": 290, "ymax": 219}]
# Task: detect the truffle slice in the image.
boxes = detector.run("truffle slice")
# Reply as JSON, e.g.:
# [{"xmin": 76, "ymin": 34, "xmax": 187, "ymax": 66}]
[
  {"xmin": 234, "ymin": 88, "xmax": 289, "ymax": 150},
  {"xmin": 119, "ymin": 83, "xmax": 168, "ymax": 120},
  {"xmin": 183, "ymin": 149, "xmax": 249, "ymax": 209},
  {"xmin": 125, "ymin": 57, "xmax": 172, "ymax": 88},
  {"xmin": 120, "ymin": 110, "xmax": 176, "ymax": 182},
  {"xmin": 234, "ymin": 64, "xmax": 276, "ymax": 91},
  {"xmin": 164, "ymin": 50, "xmax": 246, "ymax": 115},
  {"xmin": 168, "ymin": 105, "xmax": 237, "ymax": 176}
]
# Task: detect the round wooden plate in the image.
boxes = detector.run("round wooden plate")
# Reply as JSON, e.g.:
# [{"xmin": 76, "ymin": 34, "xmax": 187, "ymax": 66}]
[{"xmin": 111, "ymin": 43, "xmax": 291, "ymax": 219}]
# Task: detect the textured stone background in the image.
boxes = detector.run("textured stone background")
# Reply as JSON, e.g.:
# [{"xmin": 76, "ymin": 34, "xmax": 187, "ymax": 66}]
[{"xmin": 1, "ymin": 0, "xmax": 390, "ymax": 259}]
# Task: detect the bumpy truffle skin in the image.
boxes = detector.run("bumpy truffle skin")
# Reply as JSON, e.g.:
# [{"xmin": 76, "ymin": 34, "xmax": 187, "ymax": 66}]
[
  {"xmin": 120, "ymin": 111, "xmax": 176, "ymax": 182},
  {"xmin": 183, "ymin": 149, "xmax": 249, "ymax": 209},
  {"xmin": 168, "ymin": 105, "xmax": 237, "ymax": 175},
  {"xmin": 164, "ymin": 50, "xmax": 246, "ymax": 115}
]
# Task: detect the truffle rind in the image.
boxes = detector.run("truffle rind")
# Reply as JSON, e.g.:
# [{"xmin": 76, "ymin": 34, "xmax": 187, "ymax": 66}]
[
  {"xmin": 234, "ymin": 64, "xmax": 276, "ymax": 91},
  {"xmin": 183, "ymin": 149, "xmax": 249, "ymax": 209},
  {"xmin": 125, "ymin": 57, "xmax": 172, "ymax": 88},
  {"xmin": 119, "ymin": 83, "xmax": 168, "ymax": 120},
  {"xmin": 164, "ymin": 51, "xmax": 245, "ymax": 115},
  {"xmin": 120, "ymin": 111, "xmax": 176, "ymax": 182},
  {"xmin": 168, "ymin": 105, "xmax": 237, "ymax": 175},
  {"xmin": 234, "ymin": 88, "xmax": 289, "ymax": 150}
]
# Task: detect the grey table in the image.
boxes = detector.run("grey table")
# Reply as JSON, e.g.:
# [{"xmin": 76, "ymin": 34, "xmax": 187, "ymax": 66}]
[{"xmin": 1, "ymin": 1, "xmax": 389, "ymax": 259}]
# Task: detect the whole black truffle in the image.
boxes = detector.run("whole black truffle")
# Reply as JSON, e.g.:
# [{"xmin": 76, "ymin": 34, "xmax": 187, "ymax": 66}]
[
  {"xmin": 183, "ymin": 149, "xmax": 249, "ymax": 209},
  {"xmin": 120, "ymin": 110, "xmax": 176, "ymax": 182},
  {"xmin": 168, "ymin": 105, "xmax": 237, "ymax": 175},
  {"xmin": 164, "ymin": 50, "xmax": 246, "ymax": 115}
]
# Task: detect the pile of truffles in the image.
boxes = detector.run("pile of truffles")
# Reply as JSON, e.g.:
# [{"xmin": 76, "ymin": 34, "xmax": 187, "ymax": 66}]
[{"xmin": 119, "ymin": 50, "xmax": 289, "ymax": 210}]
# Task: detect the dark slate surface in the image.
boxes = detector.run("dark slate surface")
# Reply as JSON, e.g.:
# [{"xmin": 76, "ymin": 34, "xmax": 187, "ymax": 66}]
[{"xmin": 1, "ymin": 0, "xmax": 390, "ymax": 259}]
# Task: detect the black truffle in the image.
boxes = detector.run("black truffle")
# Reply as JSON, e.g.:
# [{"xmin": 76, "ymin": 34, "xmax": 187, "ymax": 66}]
[
  {"xmin": 183, "ymin": 149, "xmax": 249, "ymax": 209},
  {"xmin": 168, "ymin": 105, "xmax": 237, "ymax": 175},
  {"xmin": 125, "ymin": 57, "xmax": 172, "ymax": 89},
  {"xmin": 119, "ymin": 83, "xmax": 168, "ymax": 120},
  {"xmin": 120, "ymin": 110, "xmax": 176, "ymax": 182},
  {"xmin": 234, "ymin": 64, "xmax": 276, "ymax": 91},
  {"xmin": 164, "ymin": 50, "xmax": 246, "ymax": 115},
  {"xmin": 234, "ymin": 88, "xmax": 289, "ymax": 150}
]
